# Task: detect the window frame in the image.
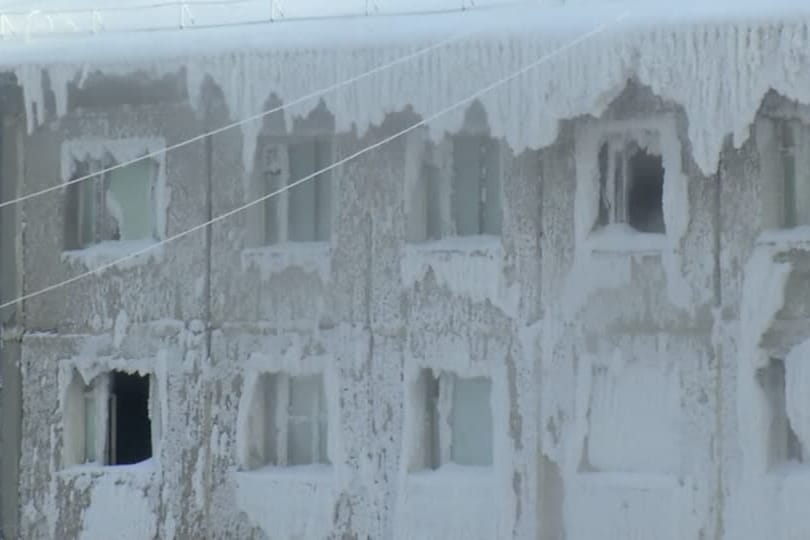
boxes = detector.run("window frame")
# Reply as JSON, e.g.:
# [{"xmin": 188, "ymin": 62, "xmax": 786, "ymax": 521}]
[
  {"xmin": 255, "ymin": 133, "xmax": 335, "ymax": 246},
  {"xmin": 246, "ymin": 371, "xmax": 330, "ymax": 470},
  {"xmin": 412, "ymin": 368, "xmax": 494, "ymax": 470},
  {"xmin": 406, "ymin": 131, "xmax": 504, "ymax": 244},
  {"xmin": 762, "ymin": 117, "xmax": 810, "ymax": 230},
  {"xmin": 574, "ymin": 115, "xmax": 685, "ymax": 253},
  {"xmin": 594, "ymin": 136, "xmax": 665, "ymax": 233},
  {"xmin": 63, "ymin": 369, "xmax": 160, "ymax": 468},
  {"xmin": 61, "ymin": 138, "xmax": 166, "ymax": 252}
]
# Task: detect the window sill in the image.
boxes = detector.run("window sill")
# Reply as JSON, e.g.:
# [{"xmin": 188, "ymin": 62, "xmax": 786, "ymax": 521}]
[
  {"xmin": 234, "ymin": 464, "xmax": 334, "ymax": 537},
  {"xmin": 237, "ymin": 463, "xmax": 333, "ymax": 479},
  {"xmin": 573, "ymin": 471, "xmax": 680, "ymax": 489},
  {"xmin": 241, "ymin": 242, "xmax": 331, "ymax": 282},
  {"xmin": 408, "ymin": 463, "xmax": 494, "ymax": 481},
  {"xmin": 58, "ymin": 458, "xmax": 156, "ymax": 478},
  {"xmin": 756, "ymin": 226, "xmax": 810, "ymax": 249},
  {"xmin": 405, "ymin": 234, "xmax": 502, "ymax": 255},
  {"xmin": 585, "ymin": 224, "xmax": 668, "ymax": 254},
  {"xmin": 62, "ymin": 240, "xmax": 163, "ymax": 272},
  {"xmin": 402, "ymin": 236, "xmax": 505, "ymax": 305}
]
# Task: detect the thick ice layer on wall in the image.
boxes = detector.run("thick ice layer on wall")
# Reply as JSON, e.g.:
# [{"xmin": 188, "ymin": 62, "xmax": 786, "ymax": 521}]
[{"xmin": 8, "ymin": 4, "xmax": 810, "ymax": 177}]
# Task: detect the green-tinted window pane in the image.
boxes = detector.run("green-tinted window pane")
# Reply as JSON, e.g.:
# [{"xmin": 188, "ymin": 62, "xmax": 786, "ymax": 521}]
[{"xmin": 106, "ymin": 160, "xmax": 155, "ymax": 241}]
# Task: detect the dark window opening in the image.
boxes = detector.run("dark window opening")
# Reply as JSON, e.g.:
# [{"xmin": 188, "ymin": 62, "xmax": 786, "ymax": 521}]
[
  {"xmin": 627, "ymin": 149, "xmax": 665, "ymax": 233},
  {"xmin": 108, "ymin": 371, "xmax": 152, "ymax": 465}
]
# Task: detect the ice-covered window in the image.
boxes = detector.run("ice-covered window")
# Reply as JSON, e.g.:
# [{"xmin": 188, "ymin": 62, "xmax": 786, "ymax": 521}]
[
  {"xmin": 757, "ymin": 358, "xmax": 804, "ymax": 467},
  {"xmin": 451, "ymin": 134, "xmax": 502, "ymax": 237},
  {"xmin": 414, "ymin": 369, "xmax": 493, "ymax": 469},
  {"xmin": 64, "ymin": 156, "xmax": 159, "ymax": 250},
  {"xmin": 774, "ymin": 121, "xmax": 810, "ymax": 228},
  {"xmin": 408, "ymin": 103, "xmax": 502, "ymax": 242},
  {"xmin": 407, "ymin": 143, "xmax": 444, "ymax": 243},
  {"xmin": 259, "ymin": 138, "xmax": 333, "ymax": 245},
  {"xmin": 63, "ymin": 369, "xmax": 159, "ymax": 467},
  {"xmin": 595, "ymin": 139, "xmax": 665, "ymax": 234},
  {"xmin": 246, "ymin": 372, "xmax": 329, "ymax": 469}
]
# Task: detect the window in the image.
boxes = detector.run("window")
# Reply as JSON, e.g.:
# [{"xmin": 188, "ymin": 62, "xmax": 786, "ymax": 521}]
[
  {"xmin": 406, "ymin": 103, "xmax": 503, "ymax": 243},
  {"xmin": 260, "ymin": 137, "xmax": 333, "ymax": 245},
  {"xmin": 63, "ymin": 369, "xmax": 158, "ymax": 467},
  {"xmin": 451, "ymin": 133, "xmax": 502, "ymax": 237},
  {"xmin": 595, "ymin": 139, "xmax": 665, "ymax": 234},
  {"xmin": 413, "ymin": 369, "xmax": 493, "ymax": 470},
  {"xmin": 774, "ymin": 120, "xmax": 810, "ymax": 228},
  {"xmin": 407, "ymin": 143, "xmax": 444, "ymax": 243},
  {"xmin": 757, "ymin": 358, "xmax": 804, "ymax": 467},
  {"xmin": 246, "ymin": 372, "xmax": 329, "ymax": 469},
  {"xmin": 65, "ymin": 156, "xmax": 159, "ymax": 249}
]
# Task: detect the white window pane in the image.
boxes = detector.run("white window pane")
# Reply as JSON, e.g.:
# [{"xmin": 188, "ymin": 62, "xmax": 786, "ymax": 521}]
[
  {"xmin": 286, "ymin": 374, "xmax": 327, "ymax": 465},
  {"xmin": 84, "ymin": 390, "xmax": 97, "ymax": 463},
  {"xmin": 106, "ymin": 160, "xmax": 155, "ymax": 241},
  {"xmin": 450, "ymin": 375, "xmax": 493, "ymax": 466}
]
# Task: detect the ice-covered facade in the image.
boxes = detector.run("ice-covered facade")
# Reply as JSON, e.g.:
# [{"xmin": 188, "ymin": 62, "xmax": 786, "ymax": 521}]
[{"xmin": 3, "ymin": 2, "xmax": 810, "ymax": 539}]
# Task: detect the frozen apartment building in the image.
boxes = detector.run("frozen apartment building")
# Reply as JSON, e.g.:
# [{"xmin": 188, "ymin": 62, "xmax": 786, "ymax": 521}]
[{"xmin": 3, "ymin": 0, "xmax": 810, "ymax": 539}]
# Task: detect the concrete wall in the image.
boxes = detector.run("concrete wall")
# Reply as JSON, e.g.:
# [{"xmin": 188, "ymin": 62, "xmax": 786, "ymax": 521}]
[{"xmin": 8, "ymin": 69, "xmax": 810, "ymax": 540}]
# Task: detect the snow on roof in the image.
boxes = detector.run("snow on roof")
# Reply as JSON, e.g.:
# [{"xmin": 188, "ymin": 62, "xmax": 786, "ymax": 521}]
[{"xmin": 3, "ymin": 0, "xmax": 810, "ymax": 178}]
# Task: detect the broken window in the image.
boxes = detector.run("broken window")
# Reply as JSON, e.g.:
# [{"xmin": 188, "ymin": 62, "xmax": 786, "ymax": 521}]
[
  {"xmin": 452, "ymin": 134, "xmax": 502, "ymax": 236},
  {"xmin": 758, "ymin": 358, "xmax": 804, "ymax": 467},
  {"xmin": 63, "ymin": 369, "xmax": 157, "ymax": 467},
  {"xmin": 64, "ymin": 156, "xmax": 158, "ymax": 249},
  {"xmin": 415, "ymin": 369, "xmax": 493, "ymax": 470},
  {"xmin": 775, "ymin": 120, "xmax": 810, "ymax": 228},
  {"xmin": 259, "ymin": 137, "xmax": 333, "ymax": 245},
  {"xmin": 595, "ymin": 139, "xmax": 665, "ymax": 234},
  {"xmin": 246, "ymin": 372, "xmax": 329, "ymax": 469}
]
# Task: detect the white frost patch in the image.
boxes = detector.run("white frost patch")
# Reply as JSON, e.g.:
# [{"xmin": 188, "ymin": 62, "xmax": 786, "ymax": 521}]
[
  {"xmin": 71, "ymin": 466, "xmax": 157, "ymax": 540},
  {"xmin": 738, "ymin": 243, "xmax": 793, "ymax": 360},
  {"xmin": 785, "ymin": 338, "xmax": 810, "ymax": 458},
  {"xmin": 585, "ymin": 351, "xmax": 680, "ymax": 474},
  {"xmin": 7, "ymin": 4, "xmax": 810, "ymax": 178},
  {"xmin": 568, "ymin": 472, "xmax": 682, "ymax": 540},
  {"xmin": 402, "ymin": 236, "xmax": 516, "ymax": 313},
  {"xmin": 394, "ymin": 466, "xmax": 496, "ymax": 540},
  {"xmin": 241, "ymin": 242, "xmax": 332, "ymax": 283},
  {"xmin": 112, "ymin": 310, "xmax": 129, "ymax": 349},
  {"xmin": 62, "ymin": 239, "xmax": 165, "ymax": 271},
  {"xmin": 234, "ymin": 467, "xmax": 333, "ymax": 538}
]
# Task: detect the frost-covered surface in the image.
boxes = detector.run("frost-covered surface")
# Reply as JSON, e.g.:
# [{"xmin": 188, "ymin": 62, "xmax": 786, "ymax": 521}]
[
  {"xmin": 10, "ymin": 2, "xmax": 810, "ymax": 540},
  {"xmin": 3, "ymin": 2, "xmax": 810, "ymax": 177}
]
